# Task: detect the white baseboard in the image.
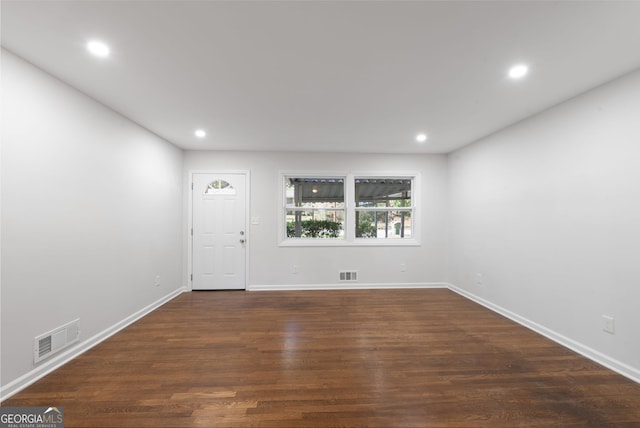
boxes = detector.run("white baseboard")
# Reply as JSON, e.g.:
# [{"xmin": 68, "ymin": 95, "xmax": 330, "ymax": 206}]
[
  {"xmin": 1, "ymin": 287, "xmax": 188, "ymax": 401},
  {"xmin": 247, "ymin": 282, "xmax": 448, "ymax": 291},
  {"xmin": 446, "ymin": 283, "xmax": 640, "ymax": 384}
]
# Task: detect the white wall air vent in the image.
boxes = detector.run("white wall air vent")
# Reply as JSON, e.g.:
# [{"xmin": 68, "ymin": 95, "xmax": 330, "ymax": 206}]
[
  {"xmin": 34, "ymin": 319, "xmax": 80, "ymax": 363},
  {"xmin": 339, "ymin": 271, "xmax": 358, "ymax": 281}
]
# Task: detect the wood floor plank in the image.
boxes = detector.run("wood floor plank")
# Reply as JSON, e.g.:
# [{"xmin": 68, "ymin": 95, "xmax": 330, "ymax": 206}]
[{"xmin": 3, "ymin": 289, "xmax": 640, "ymax": 427}]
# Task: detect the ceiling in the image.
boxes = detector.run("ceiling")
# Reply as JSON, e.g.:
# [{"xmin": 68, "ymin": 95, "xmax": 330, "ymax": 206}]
[{"xmin": 3, "ymin": 1, "xmax": 640, "ymax": 154}]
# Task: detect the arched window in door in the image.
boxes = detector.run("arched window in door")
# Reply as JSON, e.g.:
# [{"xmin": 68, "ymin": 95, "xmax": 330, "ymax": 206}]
[{"xmin": 204, "ymin": 179, "xmax": 236, "ymax": 195}]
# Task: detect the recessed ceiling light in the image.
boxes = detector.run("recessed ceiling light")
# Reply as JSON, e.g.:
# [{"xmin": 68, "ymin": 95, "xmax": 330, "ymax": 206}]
[
  {"xmin": 416, "ymin": 133, "xmax": 428, "ymax": 143},
  {"xmin": 195, "ymin": 129, "xmax": 206, "ymax": 138},
  {"xmin": 508, "ymin": 64, "xmax": 528, "ymax": 79},
  {"xmin": 87, "ymin": 40, "xmax": 110, "ymax": 57}
]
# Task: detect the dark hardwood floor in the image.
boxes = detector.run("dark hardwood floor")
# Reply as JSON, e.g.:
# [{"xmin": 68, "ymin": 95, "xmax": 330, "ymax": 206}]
[{"xmin": 3, "ymin": 288, "xmax": 640, "ymax": 427}]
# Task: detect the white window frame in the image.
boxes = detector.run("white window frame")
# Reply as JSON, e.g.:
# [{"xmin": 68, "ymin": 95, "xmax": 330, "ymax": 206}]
[{"xmin": 279, "ymin": 171, "xmax": 420, "ymax": 247}]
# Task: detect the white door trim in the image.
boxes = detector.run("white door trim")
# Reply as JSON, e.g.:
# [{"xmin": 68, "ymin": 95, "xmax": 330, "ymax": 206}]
[{"xmin": 188, "ymin": 170, "xmax": 250, "ymax": 290}]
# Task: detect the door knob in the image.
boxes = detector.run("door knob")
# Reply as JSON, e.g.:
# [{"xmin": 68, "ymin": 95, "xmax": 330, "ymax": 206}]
[{"xmin": 240, "ymin": 239, "xmax": 245, "ymax": 244}]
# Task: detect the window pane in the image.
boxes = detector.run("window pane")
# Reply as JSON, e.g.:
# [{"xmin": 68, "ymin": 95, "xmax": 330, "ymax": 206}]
[
  {"xmin": 286, "ymin": 210, "xmax": 344, "ymax": 238},
  {"xmin": 355, "ymin": 178, "xmax": 411, "ymax": 207},
  {"xmin": 286, "ymin": 177, "xmax": 345, "ymax": 209},
  {"xmin": 204, "ymin": 179, "xmax": 235, "ymax": 195},
  {"xmin": 356, "ymin": 210, "xmax": 412, "ymax": 239}
]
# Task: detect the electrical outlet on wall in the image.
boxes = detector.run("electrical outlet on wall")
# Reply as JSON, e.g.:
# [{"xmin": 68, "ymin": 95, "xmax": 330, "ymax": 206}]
[
  {"xmin": 475, "ymin": 273, "xmax": 483, "ymax": 287},
  {"xmin": 155, "ymin": 275, "xmax": 161, "ymax": 287},
  {"xmin": 602, "ymin": 315, "xmax": 615, "ymax": 334}
]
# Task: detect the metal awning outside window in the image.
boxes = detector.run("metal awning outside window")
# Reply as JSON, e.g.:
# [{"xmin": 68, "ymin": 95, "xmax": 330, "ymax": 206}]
[{"xmin": 288, "ymin": 178, "xmax": 411, "ymax": 203}]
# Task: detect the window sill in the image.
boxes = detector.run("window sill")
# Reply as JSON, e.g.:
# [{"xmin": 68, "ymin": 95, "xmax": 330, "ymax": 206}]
[{"xmin": 278, "ymin": 238, "xmax": 421, "ymax": 247}]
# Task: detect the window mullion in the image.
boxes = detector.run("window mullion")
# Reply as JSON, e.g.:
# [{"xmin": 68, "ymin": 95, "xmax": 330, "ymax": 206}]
[{"xmin": 345, "ymin": 174, "xmax": 355, "ymax": 241}]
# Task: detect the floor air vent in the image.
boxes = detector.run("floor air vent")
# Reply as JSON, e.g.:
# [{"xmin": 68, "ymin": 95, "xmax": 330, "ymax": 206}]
[
  {"xmin": 339, "ymin": 271, "xmax": 358, "ymax": 281},
  {"xmin": 34, "ymin": 319, "xmax": 80, "ymax": 363}
]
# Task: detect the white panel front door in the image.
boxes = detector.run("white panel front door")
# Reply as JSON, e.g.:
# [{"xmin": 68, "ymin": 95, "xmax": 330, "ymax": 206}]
[{"xmin": 192, "ymin": 173, "xmax": 247, "ymax": 290}]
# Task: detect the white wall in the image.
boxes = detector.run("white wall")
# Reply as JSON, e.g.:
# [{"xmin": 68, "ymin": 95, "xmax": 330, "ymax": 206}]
[
  {"xmin": 447, "ymin": 69, "xmax": 640, "ymax": 380},
  {"xmin": 1, "ymin": 50, "xmax": 184, "ymax": 394},
  {"xmin": 184, "ymin": 151, "xmax": 448, "ymax": 289}
]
